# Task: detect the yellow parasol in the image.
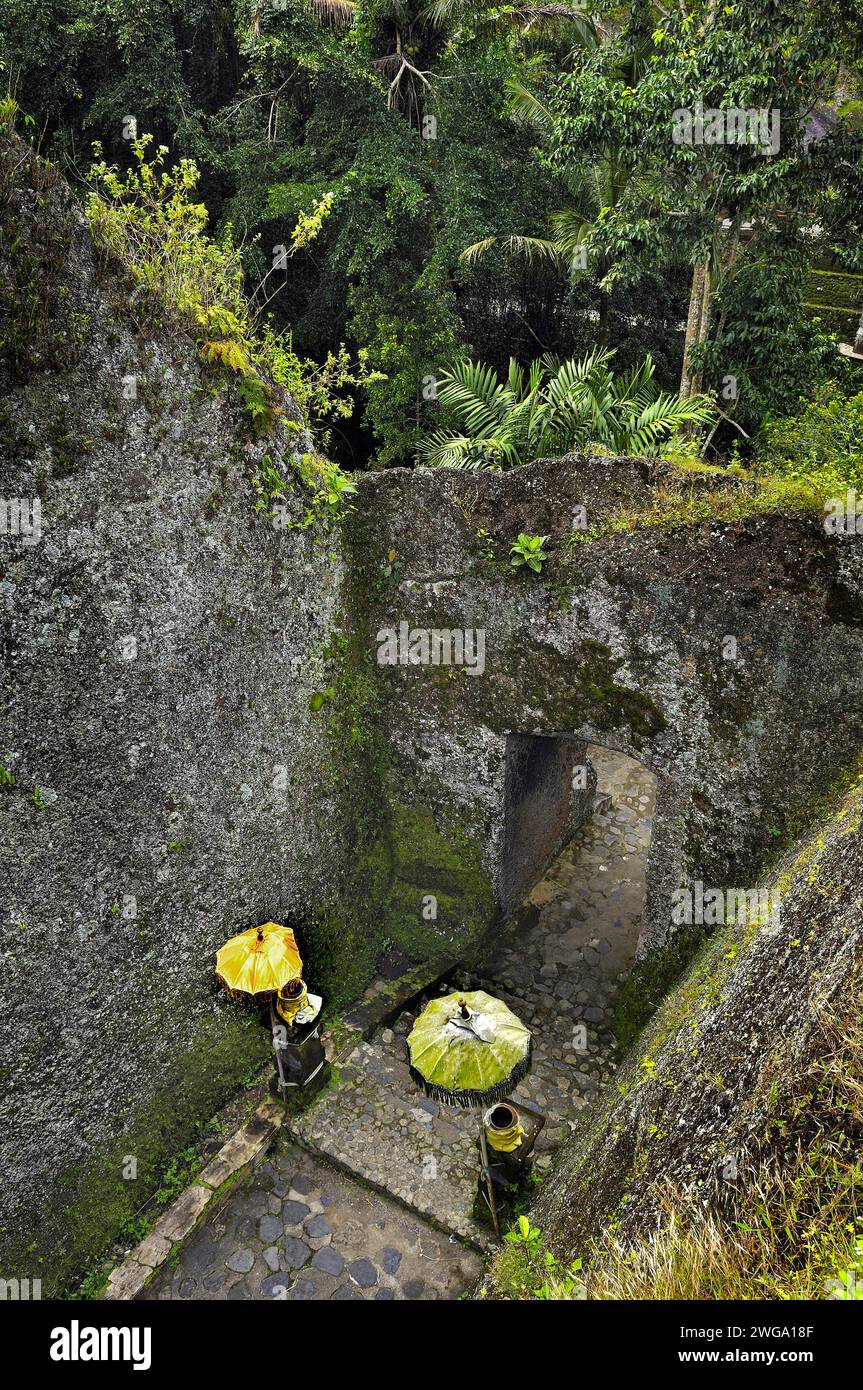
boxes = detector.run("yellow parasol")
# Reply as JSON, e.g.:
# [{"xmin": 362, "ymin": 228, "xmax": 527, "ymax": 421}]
[{"xmin": 215, "ymin": 922, "xmax": 302, "ymax": 998}]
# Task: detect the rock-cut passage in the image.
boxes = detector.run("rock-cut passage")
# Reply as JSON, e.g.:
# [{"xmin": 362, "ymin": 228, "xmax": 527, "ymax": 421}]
[
  {"xmin": 288, "ymin": 747, "xmax": 655, "ymax": 1256},
  {"xmin": 143, "ymin": 747, "xmax": 656, "ymax": 1296}
]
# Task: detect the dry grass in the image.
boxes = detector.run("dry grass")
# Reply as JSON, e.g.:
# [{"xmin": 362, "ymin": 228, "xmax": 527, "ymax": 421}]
[
  {"xmin": 587, "ymin": 995, "xmax": 863, "ymax": 1300},
  {"xmin": 486, "ymin": 987, "xmax": 863, "ymax": 1300}
]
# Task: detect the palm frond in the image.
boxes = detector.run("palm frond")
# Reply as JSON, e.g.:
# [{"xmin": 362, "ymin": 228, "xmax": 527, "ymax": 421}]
[
  {"xmin": 504, "ymin": 5, "xmax": 597, "ymax": 29},
  {"xmin": 460, "ymin": 233, "xmax": 567, "ymax": 272},
  {"xmin": 420, "ymin": 350, "xmax": 715, "ymax": 470},
  {"xmin": 460, "ymin": 237, "xmax": 498, "ymax": 265},
  {"xmin": 502, "ymin": 234, "xmax": 567, "ymax": 268},
  {"xmin": 505, "ymin": 78, "xmax": 553, "ymax": 131}
]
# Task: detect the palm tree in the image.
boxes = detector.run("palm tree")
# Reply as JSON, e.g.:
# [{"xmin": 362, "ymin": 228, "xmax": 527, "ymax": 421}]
[
  {"xmin": 460, "ymin": 17, "xmax": 657, "ymax": 341},
  {"xmin": 417, "ymin": 348, "xmax": 713, "ymax": 469},
  {"xmin": 296, "ymin": 2, "xmax": 589, "ymax": 125},
  {"xmin": 461, "ymin": 71, "xmax": 637, "ymax": 341}
]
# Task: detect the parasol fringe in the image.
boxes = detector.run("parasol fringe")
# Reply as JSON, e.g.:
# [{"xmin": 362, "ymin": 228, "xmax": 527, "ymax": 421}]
[{"xmin": 408, "ymin": 1046, "xmax": 532, "ymax": 1110}]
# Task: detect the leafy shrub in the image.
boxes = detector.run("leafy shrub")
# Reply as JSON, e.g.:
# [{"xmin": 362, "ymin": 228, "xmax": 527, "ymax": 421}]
[
  {"xmin": 84, "ymin": 136, "xmax": 379, "ymax": 441},
  {"xmin": 755, "ymin": 384, "xmax": 863, "ymax": 492},
  {"xmin": 419, "ymin": 350, "xmax": 713, "ymax": 469},
  {"xmin": 154, "ymin": 1147, "xmax": 201, "ymax": 1206},
  {"xmin": 85, "ymin": 136, "xmax": 246, "ymax": 325},
  {"xmin": 252, "ymin": 450, "xmax": 357, "ymax": 531},
  {"xmin": 693, "ymin": 252, "xmax": 854, "ymax": 438}
]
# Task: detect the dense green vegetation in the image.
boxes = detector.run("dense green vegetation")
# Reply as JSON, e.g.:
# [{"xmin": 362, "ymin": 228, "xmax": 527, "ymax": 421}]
[
  {"xmin": 2, "ymin": 0, "xmax": 863, "ymax": 472},
  {"xmin": 419, "ymin": 349, "xmax": 713, "ymax": 467}
]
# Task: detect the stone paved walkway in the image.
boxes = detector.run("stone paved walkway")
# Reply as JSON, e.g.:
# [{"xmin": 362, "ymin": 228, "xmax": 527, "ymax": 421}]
[
  {"xmin": 142, "ymin": 747, "xmax": 655, "ymax": 1296},
  {"xmin": 292, "ymin": 747, "xmax": 655, "ymax": 1247},
  {"xmin": 141, "ymin": 1137, "xmax": 481, "ymax": 1300}
]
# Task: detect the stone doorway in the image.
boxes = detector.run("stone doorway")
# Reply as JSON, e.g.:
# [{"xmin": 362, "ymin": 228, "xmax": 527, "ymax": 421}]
[
  {"xmin": 286, "ymin": 744, "xmax": 657, "ymax": 1250},
  {"xmin": 497, "ymin": 745, "xmax": 657, "ymax": 1000},
  {"xmin": 500, "ymin": 733, "xmax": 595, "ymax": 917}
]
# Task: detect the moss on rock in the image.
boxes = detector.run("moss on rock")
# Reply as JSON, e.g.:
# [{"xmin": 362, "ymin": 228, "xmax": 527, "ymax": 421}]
[
  {"xmin": 3, "ymin": 1009, "xmax": 270, "ymax": 1298},
  {"xmin": 384, "ymin": 801, "xmax": 495, "ymax": 960}
]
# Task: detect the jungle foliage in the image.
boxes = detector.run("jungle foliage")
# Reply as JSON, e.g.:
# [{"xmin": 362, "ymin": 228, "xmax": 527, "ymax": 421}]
[
  {"xmin": 2, "ymin": 0, "xmax": 863, "ymax": 469},
  {"xmin": 419, "ymin": 349, "xmax": 714, "ymax": 468}
]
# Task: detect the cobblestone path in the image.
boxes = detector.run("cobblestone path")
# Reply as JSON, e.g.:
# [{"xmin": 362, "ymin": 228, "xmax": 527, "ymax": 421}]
[
  {"xmin": 142, "ymin": 747, "xmax": 654, "ymax": 1298},
  {"xmin": 141, "ymin": 1137, "xmax": 481, "ymax": 1300}
]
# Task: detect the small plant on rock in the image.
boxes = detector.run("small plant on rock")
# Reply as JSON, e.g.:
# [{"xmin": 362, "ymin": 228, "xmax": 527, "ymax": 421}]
[
  {"xmin": 505, "ymin": 1214, "xmax": 543, "ymax": 1259},
  {"xmin": 509, "ymin": 533, "xmax": 549, "ymax": 573},
  {"xmin": 533, "ymin": 1250, "xmax": 585, "ymax": 1300}
]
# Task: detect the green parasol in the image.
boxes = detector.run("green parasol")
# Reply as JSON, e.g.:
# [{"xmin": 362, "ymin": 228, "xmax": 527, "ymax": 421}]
[
  {"xmin": 407, "ymin": 990, "xmax": 532, "ymax": 1238},
  {"xmin": 408, "ymin": 990, "xmax": 532, "ymax": 1106}
]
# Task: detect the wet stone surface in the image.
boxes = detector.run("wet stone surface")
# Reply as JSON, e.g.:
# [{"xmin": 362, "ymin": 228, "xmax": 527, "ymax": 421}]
[
  {"xmin": 140, "ymin": 1139, "xmax": 481, "ymax": 1301},
  {"xmin": 291, "ymin": 748, "xmax": 655, "ymax": 1248},
  {"xmin": 142, "ymin": 748, "xmax": 654, "ymax": 1296}
]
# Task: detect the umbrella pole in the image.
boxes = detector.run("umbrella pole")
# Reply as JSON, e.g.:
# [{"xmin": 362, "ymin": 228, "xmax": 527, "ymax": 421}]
[
  {"xmin": 270, "ymin": 999, "xmax": 288, "ymax": 1099},
  {"xmin": 479, "ymin": 1120, "xmax": 501, "ymax": 1241}
]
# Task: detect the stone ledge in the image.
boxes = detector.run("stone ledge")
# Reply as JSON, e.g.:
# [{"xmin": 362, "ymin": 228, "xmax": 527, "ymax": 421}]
[
  {"xmin": 101, "ymin": 1095, "xmax": 286, "ymax": 1300},
  {"xmin": 198, "ymin": 1096, "xmax": 284, "ymax": 1190},
  {"xmin": 341, "ymin": 954, "xmax": 458, "ymax": 1040},
  {"xmin": 288, "ymin": 1128, "xmax": 492, "ymax": 1255}
]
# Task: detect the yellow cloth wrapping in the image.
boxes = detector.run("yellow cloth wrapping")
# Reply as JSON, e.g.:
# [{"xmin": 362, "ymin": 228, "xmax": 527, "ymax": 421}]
[{"xmin": 486, "ymin": 1119, "xmax": 525, "ymax": 1152}]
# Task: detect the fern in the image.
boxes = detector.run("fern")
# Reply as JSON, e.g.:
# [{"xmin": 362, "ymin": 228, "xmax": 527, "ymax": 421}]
[{"xmin": 418, "ymin": 350, "xmax": 714, "ymax": 469}]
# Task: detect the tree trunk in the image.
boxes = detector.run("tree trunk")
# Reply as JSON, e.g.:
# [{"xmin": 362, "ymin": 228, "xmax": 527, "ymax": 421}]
[
  {"xmin": 689, "ymin": 265, "xmax": 715, "ymax": 398},
  {"xmin": 598, "ymin": 286, "xmax": 609, "ymax": 345},
  {"xmin": 680, "ymin": 260, "xmax": 711, "ymax": 398},
  {"xmin": 855, "ymin": 308, "xmax": 863, "ymax": 355}
]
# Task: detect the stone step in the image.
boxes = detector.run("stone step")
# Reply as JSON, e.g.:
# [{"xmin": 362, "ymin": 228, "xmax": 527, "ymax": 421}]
[
  {"xmin": 341, "ymin": 954, "xmax": 458, "ymax": 1041},
  {"xmin": 289, "ymin": 1059, "xmax": 494, "ymax": 1252},
  {"xmin": 292, "ymin": 1126, "xmax": 494, "ymax": 1253}
]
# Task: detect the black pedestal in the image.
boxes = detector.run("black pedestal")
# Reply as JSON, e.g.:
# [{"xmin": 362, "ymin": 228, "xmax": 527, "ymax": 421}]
[
  {"xmin": 474, "ymin": 1100, "xmax": 546, "ymax": 1228},
  {"xmin": 271, "ymin": 1010, "xmax": 327, "ymax": 1097}
]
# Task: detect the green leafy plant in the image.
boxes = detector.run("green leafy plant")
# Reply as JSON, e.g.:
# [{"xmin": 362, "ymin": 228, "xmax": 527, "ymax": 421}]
[
  {"xmin": 0, "ymin": 93, "xmax": 18, "ymax": 129},
  {"xmin": 117, "ymin": 1212, "xmax": 151, "ymax": 1246},
  {"xmin": 0, "ymin": 764, "xmax": 15, "ymax": 788},
  {"xmin": 251, "ymin": 448, "xmax": 357, "ymax": 531},
  {"xmin": 154, "ymin": 1147, "xmax": 200, "ymax": 1205},
  {"xmin": 504, "ymin": 1213, "xmax": 543, "ymax": 1259},
  {"xmin": 826, "ymin": 1235, "xmax": 863, "ymax": 1299},
  {"xmin": 86, "ymin": 136, "xmax": 245, "ymax": 328},
  {"xmin": 84, "ymin": 136, "xmax": 377, "ymax": 441},
  {"xmin": 533, "ymin": 1250, "xmax": 585, "ymax": 1300},
  {"xmin": 419, "ymin": 350, "xmax": 713, "ymax": 470},
  {"xmin": 475, "ymin": 528, "xmax": 496, "ymax": 563},
  {"xmin": 299, "ymin": 452, "xmax": 357, "ymax": 519},
  {"xmin": 252, "ymin": 454, "xmax": 288, "ymax": 514},
  {"xmin": 498, "ymin": 1216, "xmax": 585, "ymax": 1300},
  {"xmin": 509, "ymin": 533, "xmax": 549, "ymax": 573},
  {"xmin": 381, "ymin": 547, "xmax": 401, "ymax": 581},
  {"xmin": 756, "ymin": 384, "xmax": 863, "ymax": 492},
  {"xmin": 71, "ymin": 1263, "xmax": 112, "ymax": 1301}
]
